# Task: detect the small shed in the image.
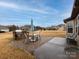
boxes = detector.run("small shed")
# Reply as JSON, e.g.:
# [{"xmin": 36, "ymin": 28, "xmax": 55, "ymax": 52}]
[{"xmin": 0, "ymin": 26, "xmax": 9, "ymax": 32}]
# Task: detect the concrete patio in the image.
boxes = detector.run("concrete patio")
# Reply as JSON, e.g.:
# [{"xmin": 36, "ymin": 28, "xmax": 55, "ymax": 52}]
[{"xmin": 34, "ymin": 37, "xmax": 79, "ymax": 59}]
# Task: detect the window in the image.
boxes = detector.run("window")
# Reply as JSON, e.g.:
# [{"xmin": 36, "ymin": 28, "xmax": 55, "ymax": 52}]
[
  {"xmin": 68, "ymin": 27, "xmax": 73, "ymax": 33},
  {"xmin": 67, "ymin": 21, "xmax": 73, "ymax": 33}
]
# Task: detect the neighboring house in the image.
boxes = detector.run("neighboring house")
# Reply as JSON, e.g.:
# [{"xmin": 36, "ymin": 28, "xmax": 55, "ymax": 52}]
[
  {"xmin": 64, "ymin": 0, "xmax": 79, "ymax": 45},
  {"xmin": 21, "ymin": 25, "xmax": 31, "ymax": 31},
  {"xmin": 0, "ymin": 26, "xmax": 9, "ymax": 32}
]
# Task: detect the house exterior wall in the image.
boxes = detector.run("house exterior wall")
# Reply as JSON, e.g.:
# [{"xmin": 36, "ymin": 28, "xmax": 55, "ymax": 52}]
[
  {"xmin": 65, "ymin": 16, "xmax": 79, "ymax": 45},
  {"xmin": 66, "ymin": 14, "xmax": 79, "ymax": 45}
]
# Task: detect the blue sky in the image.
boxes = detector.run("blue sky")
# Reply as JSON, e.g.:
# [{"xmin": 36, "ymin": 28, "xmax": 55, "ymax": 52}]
[{"xmin": 0, "ymin": 0, "xmax": 74, "ymax": 27}]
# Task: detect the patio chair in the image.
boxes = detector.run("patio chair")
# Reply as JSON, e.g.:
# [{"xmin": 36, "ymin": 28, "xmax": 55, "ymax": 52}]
[{"xmin": 67, "ymin": 33, "xmax": 77, "ymax": 45}]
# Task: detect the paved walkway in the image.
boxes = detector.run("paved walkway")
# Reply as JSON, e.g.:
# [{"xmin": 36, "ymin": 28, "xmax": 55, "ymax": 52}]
[{"xmin": 34, "ymin": 37, "xmax": 79, "ymax": 59}]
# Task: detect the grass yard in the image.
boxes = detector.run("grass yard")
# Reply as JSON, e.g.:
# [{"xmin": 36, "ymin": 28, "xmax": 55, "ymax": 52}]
[
  {"xmin": 0, "ymin": 32, "xmax": 34, "ymax": 59},
  {"xmin": 35, "ymin": 30, "xmax": 66, "ymax": 37}
]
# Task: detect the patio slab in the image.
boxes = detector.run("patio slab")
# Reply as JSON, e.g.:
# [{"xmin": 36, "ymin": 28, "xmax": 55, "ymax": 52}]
[{"xmin": 34, "ymin": 37, "xmax": 79, "ymax": 59}]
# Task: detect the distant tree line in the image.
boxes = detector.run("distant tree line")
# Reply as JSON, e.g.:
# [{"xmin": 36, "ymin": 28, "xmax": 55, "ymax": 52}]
[
  {"xmin": 0, "ymin": 24, "xmax": 65, "ymax": 32},
  {"xmin": 8, "ymin": 25, "xmax": 19, "ymax": 31}
]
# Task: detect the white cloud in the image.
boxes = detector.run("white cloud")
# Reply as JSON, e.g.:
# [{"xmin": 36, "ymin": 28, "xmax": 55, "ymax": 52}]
[
  {"xmin": 0, "ymin": 1, "xmax": 58, "ymax": 14},
  {"xmin": 0, "ymin": 1, "xmax": 18, "ymax": 9}
]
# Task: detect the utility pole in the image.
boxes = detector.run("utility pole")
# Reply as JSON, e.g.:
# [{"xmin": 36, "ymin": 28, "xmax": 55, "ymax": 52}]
[
  {"xmin": 31, "ymin": 18, "xmax": 34, "ymax": 40},
  {"xmin": 31, "ymin": 19, "xmax": 34, "ymax": 32}
]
